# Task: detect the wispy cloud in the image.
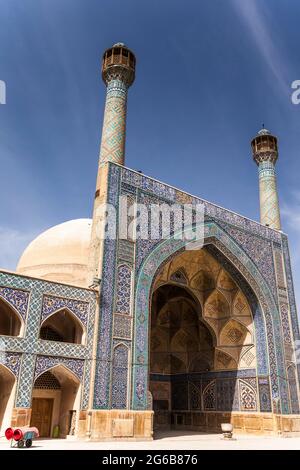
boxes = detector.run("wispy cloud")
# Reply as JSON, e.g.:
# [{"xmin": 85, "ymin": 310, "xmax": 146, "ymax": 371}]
[
  {"xmin": 282, "ymin": 192, "xmax": 300, "ymax": 309},
  {"xmin": 231, "ymin": 0, "xmax": 290, "ymax": 97},
  {"xmin": 0, "ymin": 227, "xmax": 38, "ymax": 271}
]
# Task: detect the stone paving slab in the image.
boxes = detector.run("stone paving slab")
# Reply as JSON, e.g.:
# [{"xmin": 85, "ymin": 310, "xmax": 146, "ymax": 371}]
[{"xmin": 1, "ymin": 431, "xmax": 300, "ymax": 450}]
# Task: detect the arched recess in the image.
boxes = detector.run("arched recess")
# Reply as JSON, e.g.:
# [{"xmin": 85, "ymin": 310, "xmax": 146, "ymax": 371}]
[
  {"xmin": 149, "ymin": 282, "xmax": 215, "ymax": 426},
  {"xmin": 111, "ymin": 343, "xmax": 130, "ymax": 409},
  {"xmin": 132, "ymin": 222, "xmax": 287, "ymax": 413},
  {"xmin": 0, "ymin": 364, "xmax": 16, "ymax": 434},
  {"xmin": 40, "ymin": 308, "xmax": 85, "ymax": 345},
  {"xmin": 31, "ymin": 365, "xmax": 81, "ymax": 438},
  {"xmin": 0, "ymin": 298, "xmax": 23, "ymax": 337}
]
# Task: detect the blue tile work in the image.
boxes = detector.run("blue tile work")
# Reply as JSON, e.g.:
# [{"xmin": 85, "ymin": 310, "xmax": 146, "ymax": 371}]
[
  {"xmin": 41, "ymin": 295, "xmax": 90, "ymax": 327},
  {"xmin": 34, "ymin": 356, "xmax": 84, "ymax": 381},
  {"xmin": 90, "ymin": 164, "xmax": 300, "ymax": 416},
  {"xmin": 111, "ymin": 341, "xmax": 130, "ymax": 409},
  {"xmin": 93, "ymin": 164, "xmax": 120, "ymax": 408},
  {"xmin": 239, "ymin": 378, "xmax": 258, "ymax": 411},
  {"xmin": 5, "ymin": 162, "xmax": 295, "ymax": 417},
  {"xmin": 0, "ymin": 352, "xmax": 21, "ymax": 376},
  {"xmin": 272, "ymin": 240, "xmax": 300, "ymax": 413},
  {"xmin": 16, "ymin": 353, "xmax": 35, "ymax": 408},
  {"xmin": 3, "ymin": 159, "xmax": 297, "ymax": 419},
  {"xmin": 152, "ymin": 373, "xmax": 257, "ymax": 412},
  {"xmin": 258, "ymin": 376, "xmax": 272, "ymax": 412},
  {"xmin": 118, "ymin": 240, "xmax": 135, "ymax": 265},
  {"xmin": 113, "ymin": 314, "xmax": 132, "ymax": 339},
  {"xmin": 281, "ymin": 238, "xmax": 300, "ymax": 404},
  {"xmin": 282, "ymin": 236, "xmax": 300, "ymax": 344},
  {"xmin": 121, "ymin": 167, "xmax": 282, "ymax": 243},
  {"xmin": 217, "ymin": 223, "xmax": 277, "ymax": 297},
  {"xmin": 115, "ymin": 264, "xmax": 132, "ymax": 314},
  {"xmin": 0, "ymin": 286, "xmax": 30, "ymax": 321},
  {"xmin": 0, "ymin": 270, "xmax": 96, "ymax": 409},
  {"xmin": 132, "ymin": 223, "xmax": 289, "ymax": 412},
  {"xmin": 88, "ymin": 164, "xmax": 296, "ymax": 415}
]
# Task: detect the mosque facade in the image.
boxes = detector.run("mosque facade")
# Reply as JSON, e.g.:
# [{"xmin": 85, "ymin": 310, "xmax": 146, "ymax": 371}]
[{"xmin": 1, "ymin": 44, "xmax": 300, "ymax": 440}]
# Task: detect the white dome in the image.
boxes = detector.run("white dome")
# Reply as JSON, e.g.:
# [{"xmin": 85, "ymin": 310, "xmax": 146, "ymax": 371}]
[{"xmin": 16, "ymin": 219, "xmax": 92, "ymax": 287}]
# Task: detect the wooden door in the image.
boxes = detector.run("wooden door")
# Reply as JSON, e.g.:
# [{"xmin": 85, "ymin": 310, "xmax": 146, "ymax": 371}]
[{"xmin": 30, "ymin": 398, "xmax": 53, "ymax": 437}]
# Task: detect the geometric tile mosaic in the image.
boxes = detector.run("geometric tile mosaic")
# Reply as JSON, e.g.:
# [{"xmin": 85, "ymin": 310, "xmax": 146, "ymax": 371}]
[
  {"xmin": 111, "ymin": 343, "xmax": 129, "ymax": 409},
  {"xmin": 0, "ymin": 286, "xmax": 29, "ymax": 321},
  {"xmin": 115, "ymin": 164, "xmax": 298, "ymax": 414},
  {"xmin": 0, "ymin": 269, "xmax": 96, "ymax": 410},
  {"xmin": 115, "ymin": 264, "xmax": 132, "ymax": 314},
  {"xmin": 2, "ymin": 161, "xmax": 300, "ymax": 418},
  {"xmin": 0, "ymin": 351, "xmax": 21, "ymax": 376},
  {"xmin": 113, "ymin": 314, "xmax": 132, "ymax": 339},
  {"xmin": 34, "ymin": 355, "xmax": 84, "ymax": 381},
  {"xmin": 41, "ymin": 295, "xmax": 89, "ymax": 327}
]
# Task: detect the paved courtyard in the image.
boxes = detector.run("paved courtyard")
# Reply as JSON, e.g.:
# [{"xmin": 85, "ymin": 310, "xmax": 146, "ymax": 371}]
[{"xmin": 1, "ymin": 431, "xmax": 300, "ymax": 450}]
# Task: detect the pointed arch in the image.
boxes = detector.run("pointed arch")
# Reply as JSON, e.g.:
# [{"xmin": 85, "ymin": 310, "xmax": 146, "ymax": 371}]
[
  {"xmin": 40, "ymin": 307, "xmax": 85, "ymax": 344},
  {"xmin": 132, "ymin": 221, "xmax": 287, "ymax": 412},
  {"xmin": 35, "ymin": 362, "xmax": 81, "ymax": 383},
  {"xmin": 31, "ymin": 364, "xmax": 81, "ymax": 438},
  {"xmin": 0, "ymin": 297, "xmax": 23, "ymax": 337}
]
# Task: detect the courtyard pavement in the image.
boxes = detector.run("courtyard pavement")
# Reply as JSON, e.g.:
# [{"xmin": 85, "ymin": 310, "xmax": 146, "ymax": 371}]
[{"xmin": 0, "ymin": 430, "xmax": 300, "ymax": 450}]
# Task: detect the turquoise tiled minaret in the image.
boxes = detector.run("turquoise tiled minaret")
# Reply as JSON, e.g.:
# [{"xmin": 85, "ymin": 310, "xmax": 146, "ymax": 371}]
[
  {"xmin": 87, "ymin": 44, "xmax": 136, "ymax": 285},
  {"xmin": 251, "ymin": 128, "xmax": 281, "ymax": 230},
  {"xmin": 99, "ymin": 42, "xmax": 136, "ymax": 166}
]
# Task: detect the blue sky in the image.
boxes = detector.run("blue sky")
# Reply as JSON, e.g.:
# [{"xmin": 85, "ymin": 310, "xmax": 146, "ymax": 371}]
[{"xmin": 0, "ymin": 0, "xmax": 300, "ymax": 306}]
